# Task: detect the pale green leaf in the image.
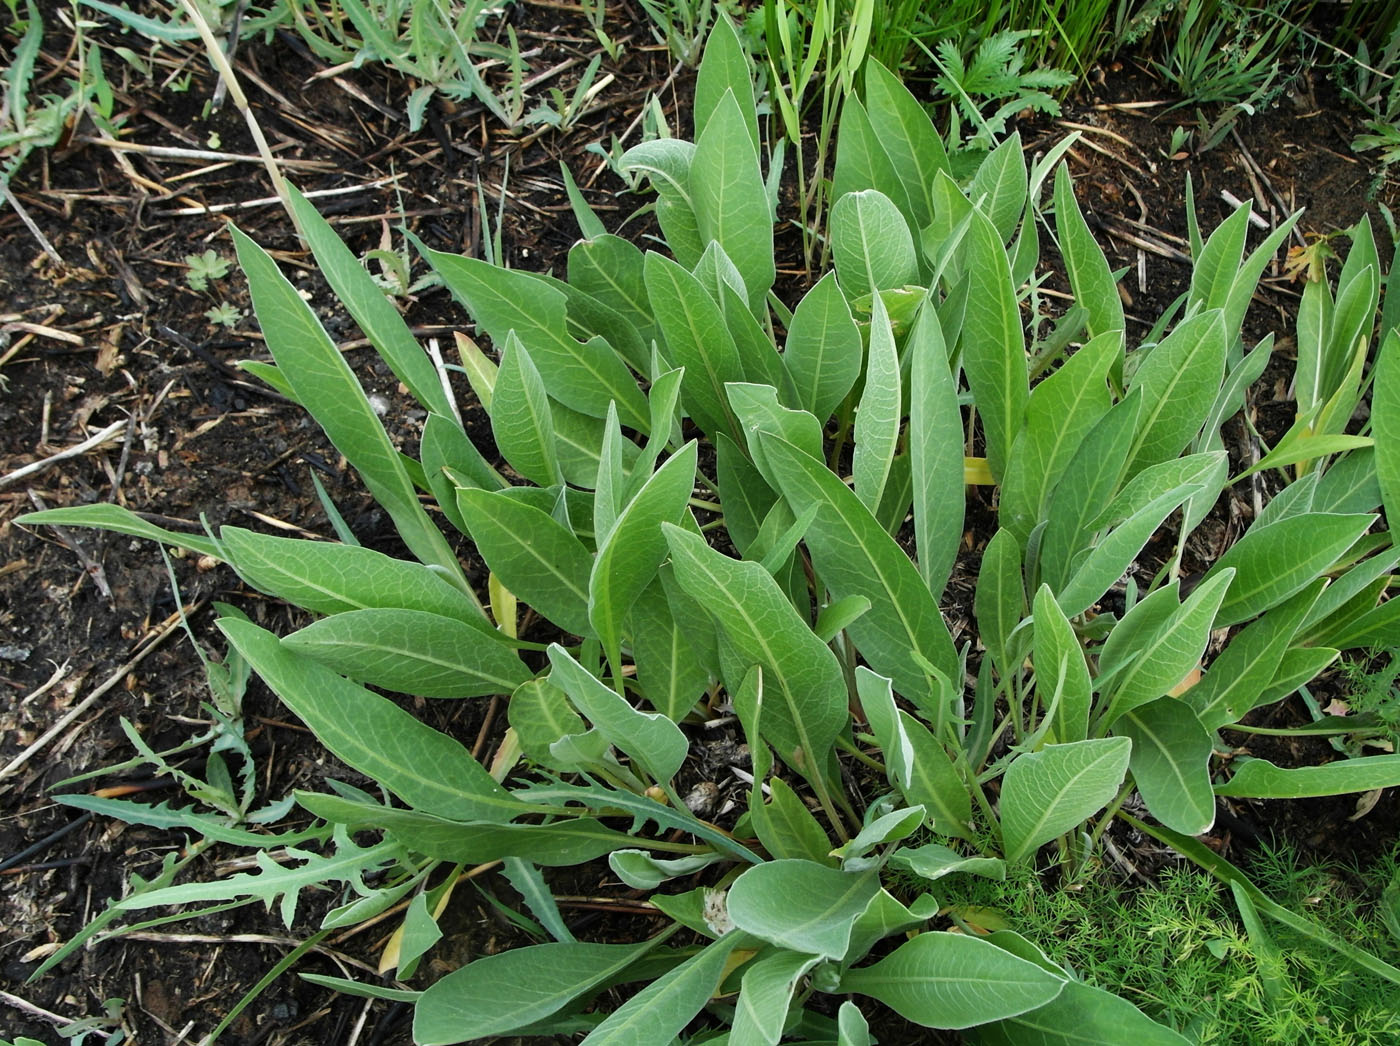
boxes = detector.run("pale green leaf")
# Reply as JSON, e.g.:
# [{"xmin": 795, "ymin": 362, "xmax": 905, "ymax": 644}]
[
  {"xmin": 1215, "ymin": 755, "xmax": 1400, "ymax": 798},
  {"xmin": 1119, "ymin": 697, "xmax": 1215, "ymax": 835},
  {"xmin": 783, "ymin": 270, "xmax": 863, "ymax": 420},
  {"xmin": 1000, "ymin": 738, "xmax": 1132, "ymax": 864},
  {"xmin": 831, "ymin": 189, "xmax": 916, "ymax": 299},
  {"xmin": 727, "ymin": 861, "xmax": 881, "ymax": 959},
  {"xmin": 854, "ymin": 290, "xmax": 902, "ymax": 512}
]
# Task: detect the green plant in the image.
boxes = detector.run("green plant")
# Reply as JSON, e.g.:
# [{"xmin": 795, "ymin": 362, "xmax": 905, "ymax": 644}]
[
  {"xmin": 21, "ymin": 19, "xmax": 1400, "ymax": 1043},
  {"xmin": 915, "ymin": 844, "xmax": 1400, "ymax": 1044},
  {"xmin": 184, "ymin": 247, "xmax": 231, "ymax": 290}
]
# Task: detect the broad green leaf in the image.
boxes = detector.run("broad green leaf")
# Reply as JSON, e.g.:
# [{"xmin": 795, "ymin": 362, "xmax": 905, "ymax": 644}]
[
  {"xmin": 218, "ymin": 620, "xmax": 524, "ymax": 822},
  {"xmin": 761, "ymin": 434, "xmax": 959, "ymax": 701},
  {"xmin": 492, "ymin": 333, "xmax": 561, "ymax": 487},
  {"xmin": 728, "ymin": 382, "xmax": 825, "ymax": 483},
  {"xmin": 727, "ymin": 861, "xmax": 881, "ymax": 959},
  {"xmin": 287, "ymin": 185, "xmax": 451, "ymax": 418},
  {"xmin": 283, "ymin": 609, "xmax": 530, "ymax": 698},
  {"xmin": 1126, "ymin": 310, "xmax": 1227, "ymax": 476},
  {"xmin": 855, "ymin": 667, "xmax": 971, "ymax": 837},
  {"xmin": 629, "ymin": 575, "xmax": 715, "ymax": 722},
  {"xmin": 691, "ymin": 90, "xmax": 774, "ymax": 307},
  {"xmin": 509, "ymin": 677, "xmax": 585, "ymax": 764},
  {"xmin": 968, "ymin": 133, "xmax": 1028, "ymax": 245},
  {"xmin": 1186, "ymin": 581, "xmax": 1322, "ymax": 730},
  {"xmin": 421, "ymin": 412, "xmax": 503, "ymax": 535},
  {"xmin": 1053, "ymin": 165, "xmax": 1124, "ymax": 354},
  {"xmin": 974, "ymin": 528, "xmax": 1025, "ymax": 679},
  {"xmin": 646, "ymin": 251, "xmax": 745, "ymax": 441},
  {"xmin": 581, "ymin": 933, "xmax": 743, "ymax": 1046},
  {"xmin": 831, "ymin": 96, "xmax": 906, "ymax": 216},
  {"xmin": 217, "ymin": 527, "xmax": 487, "ymax": 624},
  {"xmin": 1215, "ymin": 755, "xmax": 1400, "ymax": 798},
  {"xmin": 718, "ymin": 274, "xmax": 788, "ymax": 394},
  {"xmin": 716, "ymin": 432, "xmax": 776, "ymax": 555},
  {"xmin": 569, "ymin": 234, "xmax": 656, "ymax": 351},
  {"xmin": 831, "ymin": 190, "xmax": 916, "ymax": 299},
  {"xmin": 783, "ymin": 271, "xmax": 863, "ymax": 420},
  {"xmin": 839, "ymin": 931, "xmax": 1064, "ymax": 1029},
  {"xmin": 608, "ymin": 850, "xmax": 723, "ymax": 891},
  {"xmin": 664, "ymin": 524, "xmax": 846, "ymax": 777},
  {"xmin": 854, "ymin": 291, "xmax": 902, "ymax": 512},
  {"xmin": 1033, "ymin": 585, "xmax": 1091, "ymax": 744},
  {"xmin": 1196, "ymin": 336, "xmax": 1274, "ymax": 454},
  {"xmin": 589, "ymin": 442, "xmax": 698, "ymax": 670},
  {"xmin": 1222, "ymin": 212, "xmax": 1303, "ymax": 347},
  {"xmin": 1000, "ymin": 331, "xmax": 1117, "ymax": 544},
  {"xmin": 1327, "ymin": 595, "xmax": 1400, "ymax": 649},
  {"xmin": 960, "ymin": 200, "xmax": 1027, "ymax": 481},
  {"xmin": 414, "ymin": 938, "xmax": 661, "ymax": 1044},
  {"xmin": 547, "ymin": 645, "xmax": 687, "ymax": 785},
  {"xmin": 1253, "ymin": 646, "xmax": 1340, "ymax": 710},
  {"xmin": 233, "ymin": 226, "xmax": 460, "ymax": 579},
  {"xmin": 838, "ymin": 1001, "xmax": 874, "ymax": 1046},
  {"xmin": 751, "ymin": 776, "xmax": 836, "ymax": 864},
  {"xmin": 972, "ymin": 976, "xmax": 1190, "ymax": 1046},
  {"xmin": 1099, "ymin": 568, "xmax": 1234, "ymax": 727},
  {"xmin": 908, "ymin": 304, "xmax": 964, "ymax": 598},
  {"xmin": 1374, "ymin": 330, "xmax": 1400, "ymax": 524},
  {"xmin": 593, "ymin": 402, "xmax": 626, "ymax": 541},
  {"xmin": 730, "ymin": 950, "xmax": 821, "ymax": 1046},
  {"xmin": 1189, "ymin": 204, "xmax": 1251, "ymax": 316},
  {"xmin": 694, "ymin": 11, "xmax": 758, "ymax": 150},
  {"xmin": 1119, "ymin": 697, "xmax": 1215, "ymax": 835},
  {"xmin": 864, "ymin": 58, "xmax": 950, "ymax": 233},
  {"xmin": 457, "ymin": 487, "xmax": 595, "ymax": 638},
  {"xmin": 619, "ymin": 138, "xmax": 703, "ymax": 268},
  {"xmin": 1204, "ymin": 512, "xmax": 1376, "ymax": 627},
  {"xmin": 421, "ymin": 245, "xmax": 649, "ymax": 431},
  {"xmin": 1000, "ymin": 738, "xmax": 1132, "ymax": 864},
  {"xmin": 1299, "ymin": 548, "xmax": 1399, "ymax": 641},
  {"xmin": 889, "ymin": 843, "xmax": 1005, "ymax": 883},
  {"xmin": 1296, "ymin": 272, "xmax": 1334, "ymax": 418},
  {"xmin": 1056, "ymin": 467, "xmax": 1219, "ymax": 618},
  {"xmin": 843, "ymin": 890, "xmax": 942, "ymax": 966},
  {"xmin": 1039, "ymin": 389, "xmax": 1143, "ymax": 590},
  {"xmin": 835, "ymin": 805, "xmax": 927, "ymax": 861}
]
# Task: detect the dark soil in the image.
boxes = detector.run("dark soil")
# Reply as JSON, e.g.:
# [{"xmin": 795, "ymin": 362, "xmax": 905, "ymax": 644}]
[{"xmin": 1, "ymin": 7, "xmax": 1398, "ymax": 1045}]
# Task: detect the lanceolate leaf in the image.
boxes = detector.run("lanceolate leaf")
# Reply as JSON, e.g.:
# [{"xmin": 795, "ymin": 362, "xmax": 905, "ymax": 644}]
[
  {"xmin": 664, "ymin": 524, "xmax": 847, "ymax": 777},
  {"xmin": 1000, "ymin": 738, "xmax": 1132, "ymax": 864},
  {"xmin": 729, "ymin": 950, "xmax": 821, "ymax": 1046},
  {"xmin": 283, "ymin": 609, "xmax": 530, "ymax": 697},
  {"xmin": 975, "ymin": 528, "xmax": 1025, "ymax": 678},
  {"xmin": 1204, "ymin": 512, "xmax": 1376, "ymax": 627},
  {"xmin": 414, "ymin": 939, "xmax": 663, "ymax": 1044},
  {"xmin": 580, "ymin": 934, "xmax": 743, "ymax": 1046},
  {"xmin": 1119, "ymin": 697, "xmax": 1216, "ymax": 835},
  {"xmin": 839, "ymin": 932, "xmax": 1065, "ymax": 1029},
  {"xmin": 492, "ymin": 333, "xmax": 561, "ymax": 487},
  {"xmin": 1125, "ymin": 310, "xmax": 1227, "ymax": 477},
  {"xmin": 1033, "ymin": 585, "xmax": 1091, "ymax": 744},
  {"xmin": 1053, "ymin": 165, "xmax": 1124, "ymax": 352},
  {"xmin": 589, "ymin": 442, "xmax": 698, "ymax": 670},
  {"xmin": 831, "ymin": 189, "xmax": 917, "ymax": 299},
  {"xmin": 232, "ymin": 226, "xmax": 461, "ymax": 581},
  {"xmin": 1374, "ymin": 330, "xmax": 1400, "ymax": 524},
  {"xmin": 646, "ymin": 251, "xmax": 746, "ymax": 441},
  {"xmin": 960, "ymin": 202, "xmax": 1027, "ymax": 481},
  {"xmin": 908, "ymin": 303, "xmax": 964, "ymax": 598},
  {"xmin": 1000, "ymin": 331, "xmax": 1117, "ymax": 544},
  {"xmin": 457, "ymin": 488, "xmax": 595, "ymax": 638},
  {"xmin": 1099, "ymin": 568, "xmax": 1234, "ymax": 727},
  {"xmin": 783, "ymin": 271, "xmax": 863, "ymax": 420},
  {"xmin": 691, "ymin": 89, "xmax": 773, "ymax": 308},
  {"xmin": 547, "ymin": 644, "xmax": 688, "ymax": 785},
  {"xmin": 973, "ymin": 977, "xmax": 1191, "ymax": 1045},
  {"xmin": 286, "ymin": 184, "xmax": 453, "ymax": 418},
  {"xmin": 727, "ymin": 861, "xmax": 881, "ymax": 959},
  {"xmin": 760, "ymin": 434, "xmax": 959, "ymax": 703},
  {"xmin": 422, "ymin": 246, "xmax": 649, "ymax": 431},
  {"xmin": 863, "ymin": 58, "xmax": 950, "ymax": 233},
  {"xmin": 1215, "ymin": 755, "xmax": 1400, "ymax": 798},
  {"xmin": 854, "ymin": 290, "xmax": 902, "ymax": 512},
  {"xmin": 217, "ymin": 620, "xmax": 526, "ymax": 823}
]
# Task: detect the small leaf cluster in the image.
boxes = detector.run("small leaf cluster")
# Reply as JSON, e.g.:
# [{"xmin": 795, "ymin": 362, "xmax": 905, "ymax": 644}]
[{"xmin": 20, "ymin": 15, "xmax": 1400, "ymax": 1045}]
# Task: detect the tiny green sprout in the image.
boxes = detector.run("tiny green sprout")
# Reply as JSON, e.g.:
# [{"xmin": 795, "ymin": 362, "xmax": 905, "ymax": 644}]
[
  {"xmin": 204, "ymin": 302, "xmax": 241, "ymax": 327},
  {"xmin": 185, "ymin": 249, "xmax": 231, "ymax": 291}
]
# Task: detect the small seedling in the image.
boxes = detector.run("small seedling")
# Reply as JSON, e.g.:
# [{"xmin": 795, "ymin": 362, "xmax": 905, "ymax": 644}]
[{"xmin": 185, "ymin": 249, "xmax": 231, "ymax": 291}]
